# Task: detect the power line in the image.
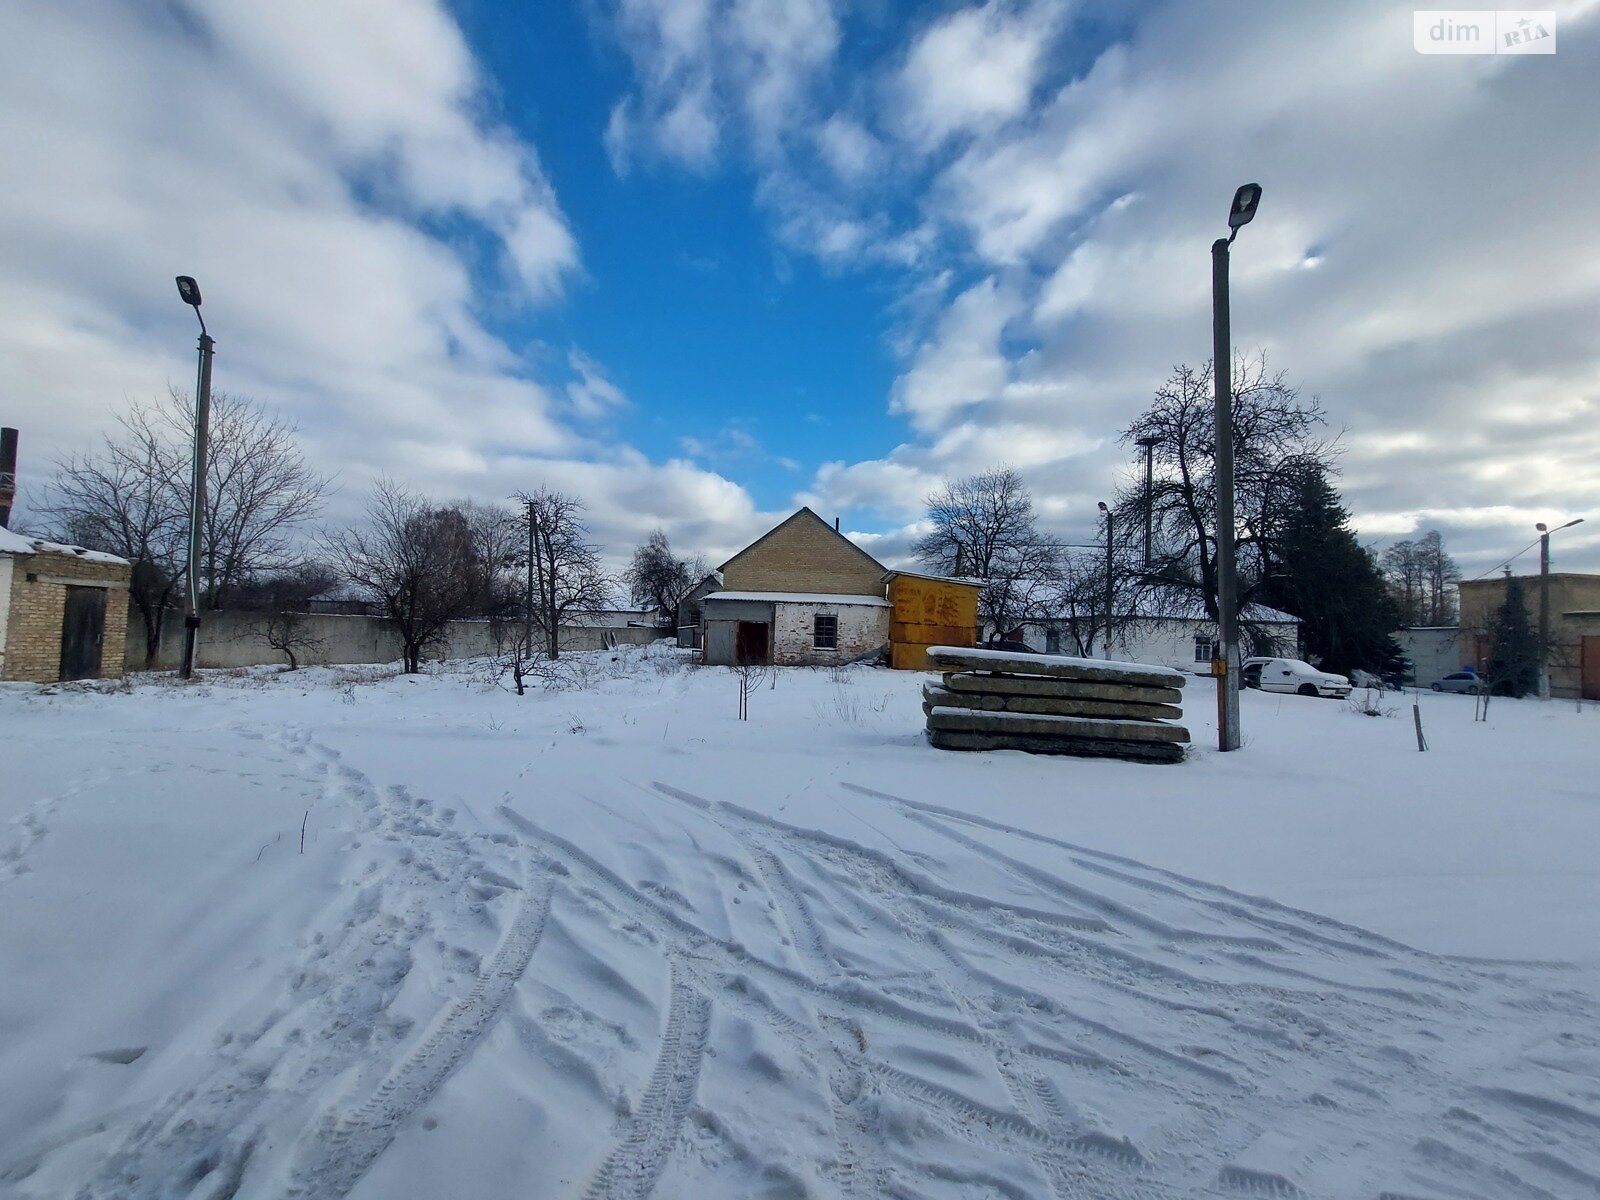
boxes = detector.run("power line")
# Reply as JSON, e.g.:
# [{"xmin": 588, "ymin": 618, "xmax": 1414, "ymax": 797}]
[{"xmin": 1468, "ymin": 535, "xmax": 1543, "ymax": 581}]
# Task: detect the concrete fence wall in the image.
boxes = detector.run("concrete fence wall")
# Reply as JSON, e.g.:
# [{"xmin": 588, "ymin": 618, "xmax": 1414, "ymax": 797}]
[{"xmin": 124, "ymin": 611, "xmax": 662, "ymax": 673}]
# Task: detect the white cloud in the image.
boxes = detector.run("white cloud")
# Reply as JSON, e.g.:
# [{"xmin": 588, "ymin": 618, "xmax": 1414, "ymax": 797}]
[
  {"xmin": 895, "ymin": 1, "xmax": 1064, "ymax": 149},
  {"xmin": 603, "ymin": 0, "xmax": 838, "ymax": 170},
  {"xmin": 889, "ymin": 278, "xmax": 1018, "ymax": 432},
  {"xmin": 0, "ymin": 0, "xmax": 776, "ymax": 567},
  {"xmin": 815, "ymin": 115, "xmax": 883, "ymax": 182}
]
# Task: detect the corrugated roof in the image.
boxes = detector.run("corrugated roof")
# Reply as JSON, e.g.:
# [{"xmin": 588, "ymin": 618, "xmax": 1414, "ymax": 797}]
[{"xmin": 703, "ymin": 590, "xmax": 891, "ymax": 607}]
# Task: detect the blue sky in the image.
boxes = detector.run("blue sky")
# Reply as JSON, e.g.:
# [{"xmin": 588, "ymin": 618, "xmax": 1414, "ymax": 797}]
[
  {"xmin": 1, "ymin": 0, "xmax": 1597, "ymax": 576},
  {"xmin": 461, "ymin": 0, "xmax": 912, "ymax": 516}
]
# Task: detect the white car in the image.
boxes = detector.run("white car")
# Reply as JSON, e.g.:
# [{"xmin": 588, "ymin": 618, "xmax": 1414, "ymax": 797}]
[{"xmin": 1242, "ymin": 657, "xmax": 1352, "ymax": 698}]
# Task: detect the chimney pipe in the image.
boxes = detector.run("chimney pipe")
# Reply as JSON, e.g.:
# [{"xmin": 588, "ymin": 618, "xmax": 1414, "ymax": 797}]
[
  {"xmin": 0, "ymin": 427, "xmax": 17, "ymax": 529},
  {"xmin": 834, "ymin": 516, "xmax": 840, "ymax": 531}
]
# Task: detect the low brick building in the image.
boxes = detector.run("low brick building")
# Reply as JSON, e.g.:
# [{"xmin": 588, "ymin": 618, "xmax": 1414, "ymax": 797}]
[
  {"xmin": 0, "ymin": 528, "xmax": 132, "ymax": 683},
  {"xmin": 699, "ymin": 508, "xmax": 979, "ymax": 668},
  {"xmin": 1459, "ymin": 572, "xmax": 1600, "ymax": 700}
]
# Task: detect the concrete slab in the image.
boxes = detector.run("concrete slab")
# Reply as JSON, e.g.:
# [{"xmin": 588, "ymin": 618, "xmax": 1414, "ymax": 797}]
[
  {"xmin": 927, "ymin": 706, "xmax": 1190, "ymax": 744},
  {"xmin": 925, "ymin": 646, "xmax": 1187, "ymax": 687},
  {"xmin": 940, "ymin": 672, "xmax": 1183, "ymax": 707},
  {"xmin": 922, "ymin": 683, "xmax": 1183, "ymax": 722}
]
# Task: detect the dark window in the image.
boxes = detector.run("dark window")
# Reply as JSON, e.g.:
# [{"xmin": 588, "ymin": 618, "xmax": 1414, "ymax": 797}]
[
  {"xmin": 1045, "ymin": 627, "xmax": 1061, "ymax": 654},
  {"xmin": 1194, "ymin": 636, "xmax": 1214, "ymax": 663},
  {"xmin": 814, "ymin": 614, "xmax": 838, "ymax": 650}
]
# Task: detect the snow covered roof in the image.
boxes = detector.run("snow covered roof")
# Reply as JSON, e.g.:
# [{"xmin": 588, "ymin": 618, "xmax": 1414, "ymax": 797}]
[
  {"xmin": 703, "ymin": 590, "xmax": 891, "ymax": 607},
  {"xmin": 883, "ymin": 568, "xmax": 984, "ymax": 588},
  {"xmin": 0, "ymin": 527, "xmax": 128, "ymax": 564}
]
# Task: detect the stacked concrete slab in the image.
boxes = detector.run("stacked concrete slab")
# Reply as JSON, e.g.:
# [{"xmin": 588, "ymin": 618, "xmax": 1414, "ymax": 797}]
[{"xmin": 922, "ymin": 646, "xmax": 1189, "ymax": 764}]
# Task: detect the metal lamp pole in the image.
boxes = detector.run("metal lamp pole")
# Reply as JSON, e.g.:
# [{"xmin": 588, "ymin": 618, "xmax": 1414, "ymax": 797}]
[
  {"xmin": 1136, "ymin": 434, "xmax": 1160, "ymax": 566},
  {"xmin": 1535, "ymin": 517, "xmax": 1585, "ymax": 700},
  {"xmin": 1211, "ymin": 183, "xmax": 1262, "ymax": 752},
  {"xmin": 175, "ymin": 276, "xmax": 214, "ymax": 680},
  {"xmin": 1098, "ymin": 501, "xmax": 1114, "ymax": 659}
]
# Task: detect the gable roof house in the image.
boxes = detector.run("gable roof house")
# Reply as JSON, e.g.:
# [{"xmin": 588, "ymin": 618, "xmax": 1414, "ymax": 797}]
[{"xmin": 698, "ymin": 508, "xmax": 980, "ymax": 668}]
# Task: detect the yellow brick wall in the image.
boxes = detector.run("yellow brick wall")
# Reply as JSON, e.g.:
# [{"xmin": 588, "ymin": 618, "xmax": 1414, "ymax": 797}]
[
  {"xmin": 1459, "ymin": 573, "xmax": 1600, "ymax": 699},
  {"xmin": 721, "ymin": 510, "xmax": 886, "ymax": 596},
  {"xmin": 886, "ymin": 574, "xmax": 980, "ymax": 670},
  {"xmin": 2, "ymin": 551, "xmax": 132, "ymax": 683}
]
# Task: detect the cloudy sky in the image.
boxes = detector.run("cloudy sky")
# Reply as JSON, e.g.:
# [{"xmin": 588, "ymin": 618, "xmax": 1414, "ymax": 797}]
[{"xmin": 2, "ymin": 0, "xmax": 1597, "ymax": 577}]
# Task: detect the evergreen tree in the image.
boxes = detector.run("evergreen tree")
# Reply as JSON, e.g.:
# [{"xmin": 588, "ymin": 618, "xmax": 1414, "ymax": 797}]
[
  {"xmin": 1256, "ymin": 468, "xmax": 1402, "ymax": 677},
  {"xmin": 1485, "ymin": 576, "xmax": 1538, "ymax": 697}
]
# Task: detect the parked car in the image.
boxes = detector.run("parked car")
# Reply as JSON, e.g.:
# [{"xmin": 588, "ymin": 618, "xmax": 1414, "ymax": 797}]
[
  {"xmin": 1242, "ymin": 657, "xmax": 1352, "ymax": 698},
  {"xmin": 1430, "ymin": 671, "xmax": 1483, "ymax": 695},
  {"xmin": 988, "ymin": 637, "xmax": 1037, "ymax": 654}
]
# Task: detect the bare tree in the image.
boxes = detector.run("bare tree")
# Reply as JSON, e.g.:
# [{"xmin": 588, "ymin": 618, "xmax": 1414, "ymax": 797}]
[
  {"xmin": 43, "ymin": 391, "xmax": 327, "ymax": 666},
  {"xmin": 260, "ymin": 611, "xmax": 326, "ymax": 671},
  {"xmin": 185, "ymin": 389, "xmax": 328, "ymax": 607},
  {"xmin": 1114, "ymin": 356, "xmax": 1334, "ymax": 627},
  {"xmin": 44, "ymin": 402, "xmax": 189, "ymax": 667},
  {"xmin": 517, "ymin": 487, "xmax": 610, "ymax": 659},
  {"xmin": 247, "ymin": 564, "xmax": 335, "ymax": 670},
  {"xmin": 624, "ymin": 529, "xmax": 705, "ymax": 628},
  {"xmin": 1381, "ymin": 539, "xmax": 1425, "ymax": 625},
  {"xmin": 913, "ymin": 467, "xmax": 1061, "ymax": 638},
  {"xmin": 324, "ymin": 481, "xmax": 482, "ymax": 673}
]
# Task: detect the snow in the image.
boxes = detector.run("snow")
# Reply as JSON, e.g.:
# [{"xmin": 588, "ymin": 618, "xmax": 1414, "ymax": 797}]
[
  {"xmin": 1, "ymin": 651, "xmax": 1597, "ymax": 1199},
  {"xmin": 704, "ymin": 590, "xmax": 891, "ymax": 606},
  {"xmin": 928, "ymin": 644, "xmax": 1188, "ymax": 685},
  {"xmin": 0, "ymin": 527, "xmax": 128, "ymax": 564}
]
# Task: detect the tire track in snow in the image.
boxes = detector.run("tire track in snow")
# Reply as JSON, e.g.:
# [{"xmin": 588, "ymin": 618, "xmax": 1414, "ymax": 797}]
[
  {"xmin": 649, "ymin": 783, "xmax": 1185, "ymax": 1198},
  {"xmin": 583, "ymin": 968, "xmax": 711, "ymax": 1200},
  {"xmin": 840, "ymin": 783, "xmax": 1428, "ymax": 962},
  {"xmin": 290, "ymin": 876, "xmax": 554, "ymax": 1199}
]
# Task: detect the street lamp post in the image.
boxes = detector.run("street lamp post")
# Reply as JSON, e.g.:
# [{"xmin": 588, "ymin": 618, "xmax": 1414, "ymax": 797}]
[
  {"xmin": 1535, "ymin": 517, "xmax": 1585, "ymax": 700},
  {"xmin": 1211, "ymin": 183, "xmax": 1261, "ymax": 752},
  {"xmin": 1136, "ymin": 434, "xmax": 1160, "ymax": 566},
  {"xmin": 1098, "ymin": 501, "xmax": 1114, "ymax": 660},
  {"xmin": 175, "ymin": 276, "xmax": 215, "ymax": 680}
]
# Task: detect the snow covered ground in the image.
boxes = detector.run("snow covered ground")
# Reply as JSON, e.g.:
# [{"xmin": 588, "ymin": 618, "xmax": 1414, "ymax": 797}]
[{"xmin": 2, "ymin": 647, "xmax": 1597, "ymax": 1199}]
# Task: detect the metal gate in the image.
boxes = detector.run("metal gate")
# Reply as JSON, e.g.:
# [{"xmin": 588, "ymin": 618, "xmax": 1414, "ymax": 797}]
[
  {"xmin": 59, "ymin": 586, "xmax": 107, "ymax": 681},
  {"xmin": 1583, "ymin": 636, "xmax": 1600, "ymax": 701}
]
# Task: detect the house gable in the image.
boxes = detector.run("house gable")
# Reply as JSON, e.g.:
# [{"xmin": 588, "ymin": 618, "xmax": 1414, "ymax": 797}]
[{"xmin": 719, "ymin": 508, "xmax": 886, "ymax": 596}]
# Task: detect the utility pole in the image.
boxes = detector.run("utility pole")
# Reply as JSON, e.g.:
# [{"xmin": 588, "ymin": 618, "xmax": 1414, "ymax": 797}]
[
  {"xmin": 175, "ymin": 276, "xmax": 214, "ymax": 680},
  {"xmin": 534, "ymin": 502, "xmax": 547, "ymax": 662},
  {"xmin": 1535, "ymin": 517, "xmax": 1586, "ymax": 700},
  {"xmin": 0, "ymin": 427, "xmax": 18, "ymax": 529},
  {"xmin": 1211, "ymin": 184, "xmax": 1261, "ymax": 752},
  {"xmin": 1098, "ymin": 501, "xmax": 1114, "ymax": 659},
  {"xmin": 1136, "ymin": 434, "xmax": 1160, "ymax": 566}
]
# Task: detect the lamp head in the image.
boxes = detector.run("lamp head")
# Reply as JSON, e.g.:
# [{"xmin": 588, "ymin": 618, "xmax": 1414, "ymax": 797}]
[
  {"xmin": 1097, "ymin": 501, "xmax": 1109, "ymax": 513},
  {"xmin": 1228, "ymin": 183, "xmax": 1262, "ymax": 230},
  {"xmin": 175, "ymin": 276, "xmax": 202, "ymax": 307},
  {"xmin": 1536, "ymin": 522, "xmax": 1548, "ymax": 532}
]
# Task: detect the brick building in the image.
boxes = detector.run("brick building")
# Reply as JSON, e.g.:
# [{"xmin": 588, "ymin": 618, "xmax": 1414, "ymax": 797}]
[
  {"xmin": 1458, "ymin": 572, "xmax": 1600, "ymax": 700},
  {"xmin": 0, "ymin": 528, "xmax": 132, "ymax": 683},
  {"xmin": 698, "ymin": 508, "xmax": 979, "ymax": 668}
]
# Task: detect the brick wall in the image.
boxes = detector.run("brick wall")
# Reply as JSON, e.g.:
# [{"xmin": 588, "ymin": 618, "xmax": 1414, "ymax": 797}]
[
  {"xmin": 772, "ymin": 600, "xmax": 888, "ymax": 665},
  {"xmin": 2, "ymin": 550, "xmax": 132, "ymax": 682},
  {"xmin": 721, "ymin": 510, "xmax": 886, "ymax": 596}
]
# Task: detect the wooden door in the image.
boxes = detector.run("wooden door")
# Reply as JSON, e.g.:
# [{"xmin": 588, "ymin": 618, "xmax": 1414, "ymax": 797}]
[
  {"xmin": 59, "ymin": 586, "xmax": 107, "ymax": 681},
  {"xmin": 735, "ymin": 621, "xmax": 770, "ymax": 665},
  {"xmin": 1582, "ymin": 636, "xmax": 1600, "ymax": 701}
]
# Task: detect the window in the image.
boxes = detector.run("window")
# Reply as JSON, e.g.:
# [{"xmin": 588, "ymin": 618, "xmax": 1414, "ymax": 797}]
[
  {"xmin": 1194, "ymin": 635, "xmax": 1215, "ymax": 663},
  {"xmin": 1045, "ymin": 627, "xmax": 1061, "ymax": 654},
  {"xmin": 813, "ymin": 613, "xmax": 838, "ymax": 650}
]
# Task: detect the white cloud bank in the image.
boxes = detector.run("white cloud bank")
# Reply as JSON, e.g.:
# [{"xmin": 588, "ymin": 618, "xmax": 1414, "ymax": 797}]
[
  {"xmin": 607, "ymin": 0, "xmax": 1600, "ymax": 572},
  {"xmin": 0, "ymin": 0, "xmax": 778, "ymax": 564}
]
